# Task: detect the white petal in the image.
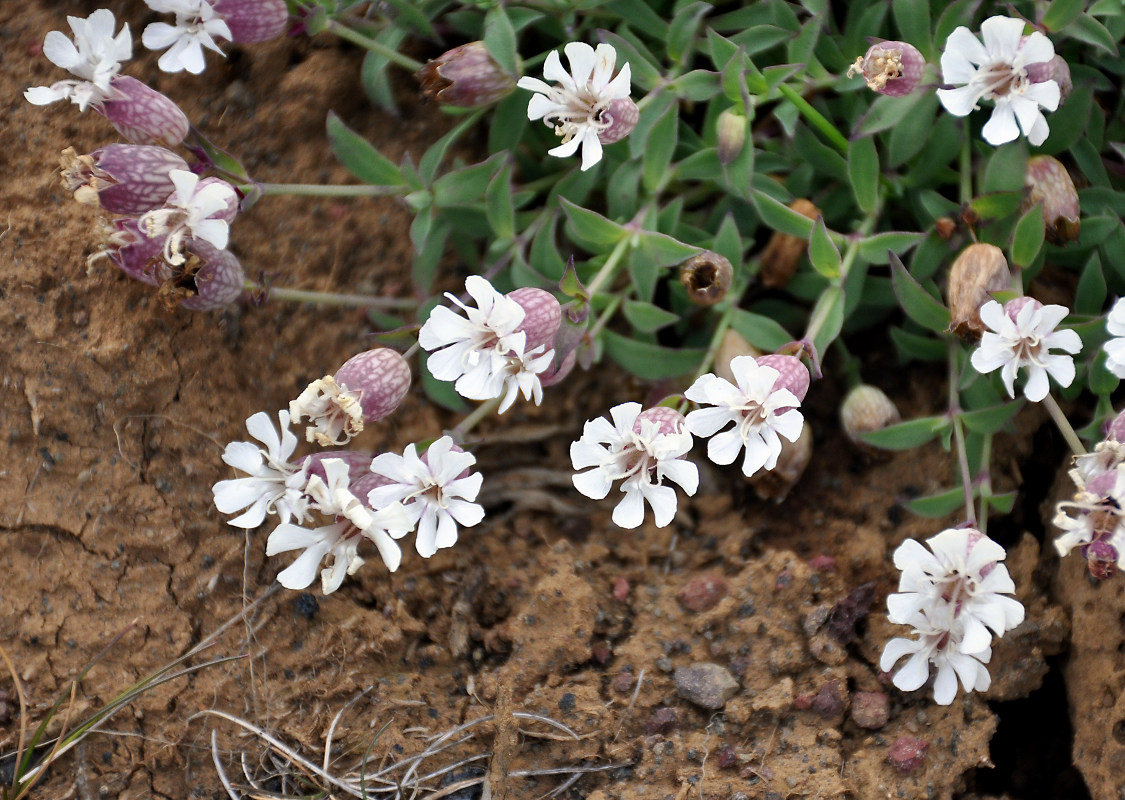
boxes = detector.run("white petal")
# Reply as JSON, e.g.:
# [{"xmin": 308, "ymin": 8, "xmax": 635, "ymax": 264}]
[
  {"xmin": 611, "ymin": 486, "xmax": 646, "ymax": 529},
  {"xmin": 981, "ymin": 100, "xmax": 1019, "ymax": 145},
  {"xmin": 979, "ymin": 16, "xmax": 1025, "ymax": 63}
]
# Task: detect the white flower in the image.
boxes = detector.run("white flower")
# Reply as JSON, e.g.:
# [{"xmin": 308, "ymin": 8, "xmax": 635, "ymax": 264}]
[
  {"xmin": 212, "ymin": 410, "xmax": 309, "ymax": 528},
  {"xmin": 571, "ymin": 403, "xmax": 698, "ymax": 529},
  {"xmin": 1104, "ymin": 298, "xmax": 1125, "ymax": 379},
  {"xmin": 684, "ymin": 356, "xmax": 804, "ymax": 478},
  {"xmin": 419, "ymin": 276, "xmax": 531, "ymax": 404},
  {"xmin": 367, "ymin": 437, "xmax": 485, "ymax": 558},
  {"xmin": 266, "ymin": 459, "xmax": 411, "ymax": 593},
  {"xmin": 970, "ymin": 298, "xmax": 1081, "ymax": 402},
  {"xmin": 24, "ymin": 9, "xmax": 132, "ymax": 111},
  {"xmin": 140, "ymin": 170, "xmax": 236, "ymax": 265},
  {"xmin": 936, "ymin": 15, "xmax": 1060, "ymax": 146},
  {"xmin": 880, "ymin": 612, "xmax": 993, "ymax": 706},
  {"xmin": 142, "ymin": 0, "xmax": 231, "ymax": 74},
  {"xmin": 493, "ymin": 345, "xmax": 555, "ymax": 413},
  {"xmin": 517, "ymin": 42, "xmax": 632, "ymax": 171}
]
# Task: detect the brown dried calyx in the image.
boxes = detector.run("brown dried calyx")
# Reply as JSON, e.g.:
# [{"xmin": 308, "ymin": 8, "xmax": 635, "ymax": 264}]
[
  {"xmin": 946, "ymin": 243, "xmax": 1012, "ymax": 340},
  {"xmin": 760, "ymin": 198, "xmax": 820, "ymax": 289},
  {"xmin": 1024, "ymin": 156, "xmax": 1080, "ymax": 244},
  {"xmin": 679, "ymin": 249, "xmax": 733, "ymax": 306}
]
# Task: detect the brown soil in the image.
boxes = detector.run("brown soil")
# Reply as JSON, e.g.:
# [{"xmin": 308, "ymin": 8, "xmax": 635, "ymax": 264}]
[{"xmin": 0, "ymin": 3, "xmax": 1104, "ymax": 799}]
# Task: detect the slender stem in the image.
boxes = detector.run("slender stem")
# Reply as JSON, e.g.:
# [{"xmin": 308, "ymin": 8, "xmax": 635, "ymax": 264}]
[
  {"xmin": 249, "ymin": 282, "xmax": 417, "ymax": 310},
  {"xmin": 324, "ymin": 20, "xmax": 424, "ymax": 72},
  {"xmin": 258, "ymin": 183, "xmax": 409, "ymax": 198},
  {"xmin": 977, "ymin": 433, "xmax": 993, "ymax": 536},
  {"xmin": 588, "ymin": 294, "xmax": 624, "ymax": 339},
  {"xmin": 677, "ymin": 303, "xmax": 736, "ymax": 415},
  {"xmin": 451, "ymin": 397, "xmax": 501, "ymax": 441},
  {"xmin": 959, "ymin": 120, "xmax": 973, "ymax": 206},
  {"xmin": 585, "ymin": 237, "xmax": 632, "ymax": 299},
  {"xmin": 777, "ymin": 83, "xmax": 849, "ymax": 155},
  {"xmin": 948, "ymin": 341, "xmax": 977, "ymax": 525},
  {"xmin": 1043, "ymin": 394, "xmax": 1087, "ymax": 456}
]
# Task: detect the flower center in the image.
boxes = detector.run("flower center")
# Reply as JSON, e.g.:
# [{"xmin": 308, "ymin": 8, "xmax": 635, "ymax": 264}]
[{"xmin": 977, "ymin": 62, "xmax": 1027, "ymax": 99}]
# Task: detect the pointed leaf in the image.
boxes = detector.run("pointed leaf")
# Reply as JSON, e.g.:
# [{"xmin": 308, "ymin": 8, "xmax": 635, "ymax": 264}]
[
  {"xmin": 326, "ymin": 112, "xmax": 403, "ymax": 186},
  {"xmin": 890, "ymin": 252, "xmax": 950, "ymax": 334}
]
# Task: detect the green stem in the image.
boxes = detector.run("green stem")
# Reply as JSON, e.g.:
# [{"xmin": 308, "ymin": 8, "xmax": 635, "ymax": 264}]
[
  {"xmin": 777, "ymin": 83, "xmax": 849, "ymax": 155},
  {"xmin": 977, "ymin": 433, "xmax": 993, "ymax": 535},
  {"xmin": 585, "ymin": 237, "xmax": 632, "ymax": 299},
  {"xmin": 948, "ymin": 341, "xmax": 977, "ymax": 525},
  {"xmin": 451, "ymin": 397, "xmax": 501, "ymax": 441},
  {"xmin": 248, "ymin": 282, "xmax": 417, "ymax": 310},
  {"xmin": 589, "ymin": 294, "xmax": 624, "ymax": 339},
  {"xmin": 959, "ymin": 119, "xmax": 973, "ymax": 206},
  {"xmin": 324, "ymin": 20, "xmax": 424, "ymax": 72},
  {"xmin": 258, "ymin": 183, "xmax": 409, "ymax": 198},
  {"xmin": 1043, "ymin": 394, "xmax": 1087, "ymax": 456}
]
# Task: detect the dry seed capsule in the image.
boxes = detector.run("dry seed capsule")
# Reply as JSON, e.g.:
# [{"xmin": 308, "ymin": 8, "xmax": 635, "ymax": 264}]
[
  {"xmin": 947, "ymin": 243, "xmax": 1011, "ymax": 340},
  {"xmin": 848, "ymin": 41, "xmax": 925, "ymax": 96},
  {"xmin": 1024, "ymin": 156, "xmax": 1080, "ymax": 244},
  {"xmin": 679, "ymin": 250, "xmax": 734, "ymax": 306},
  {"xmin": 760, "ymin": 199, "xmax": 820, "ymax": 288},
  {"xmin": 840, "ymin": 384, "xmax": 901, "ymax": 448}
]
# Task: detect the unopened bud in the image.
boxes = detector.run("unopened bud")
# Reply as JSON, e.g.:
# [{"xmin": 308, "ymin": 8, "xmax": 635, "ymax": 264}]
[
  {"xmin": 99, "ymin": 76, "xmax": 190, "ymax": 147},
  {"xmin": 212, "ymin": 0, "xmax": 290, "ymax": 43},
  {"xmin": 947, "ymin": 243, "xmax": 1011, "ymax": 340},
  {"xmin": 290, "ymin": 348, "xmax": 412, "ymax": 445},
  {"xmin": 417, "ymin": 42, "xmax": 516, "ymax": 108},
  {"xmin": 841, "ymin": 384, "xmax": 901, "ymax": 447},
  {"xmin": 60, "ymin": 145, "xmax": 188, "ymax": 215},
  {"xmin": 635, "ymin": 406, "xmax": 688, "ymax": 436},
  {"xmin": 847, "ymin": 41, "xmax": 925, "ymax": 96},
  {"xmin": 1024, "ymin": 156, "xmax": 1080, "ymax": 244},
  {"xmin": 757, "ymin": 354, "xmax": 810, "ymax": 402},
  {"xmin": 716, "ymin": 109, "xmax": 747, "ymax": 165},
  {"xmin": 748, "ymin": 421, "xmax": 812, "ymax": 502},
  {"xmin": 597, "ymin": 97, "xmax": 640, "ymax": 145},
  {"xmin": 507, "ymin": 287, "xmax": 562, "ymax": 353},
  {"xmin": 760, "ymin": 199, "xmax": 819, "ymax": 288},
  {"xmin": 714, "ymin": 329, "xmax": 762, "ymax": 385},
  {"xmin": 680, "ymin": 250, "xmax": 733, "ymax": 306}
]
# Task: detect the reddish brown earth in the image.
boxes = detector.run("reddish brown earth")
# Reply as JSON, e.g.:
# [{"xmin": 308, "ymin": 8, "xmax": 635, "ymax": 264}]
[{"xmin": 0, "ymin": 3, "xmax": 1111, "ymax": 799}]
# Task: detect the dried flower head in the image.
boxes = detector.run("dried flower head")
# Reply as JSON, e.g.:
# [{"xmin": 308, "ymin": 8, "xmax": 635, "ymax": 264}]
[
  {"xmin": 418, "ymin": 41, "xmax": 516, "ymax": 108},
  {"xmin": 970, "ymin": 297, "xmax": 1081, "ymax": 401},
  {"xmin": 60, "ymin": 144, "xmax": 188, "ymax": 216},
  {"xmin": 760, "ymin": 199, "xmax": 820, "ymax": 289},
  {"xmin": 848, "ymin": 41, "xmax": 925, "ymax": 96},
  {"xmin": 946, "ymin": 243, "xmax": 1012, "ymax": 340},
  {"xmin": 679, "ymin": 250, "xmax": 733, "ymax": 307},
  {"xmin": 1024, "ymin": 156, "xmax": 1080, "ymax": 244},
  {"xmin": 716, "ymin": 108, "xmax": 747, "ymax": 165},
  {"xmin": 840, "ymin": 384, "xmax": 901, "ymax": 446},
  {"xmin": 517, "ymin": 42, "xmax": 634, "ymax": 171}
]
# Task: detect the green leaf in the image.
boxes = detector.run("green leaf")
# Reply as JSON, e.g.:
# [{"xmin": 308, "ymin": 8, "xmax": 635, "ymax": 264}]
[
  {"xmin": 326, "ymin": 111, "xmax": 403, "ymax": 186},
  {"xmin": 854, "ymin": 90, "xmax": 929, "ymax": 138},
  {"xmin": 1010, "ymin": 203, "xmax": 1046, "ymax": 269},
  {"xmin": 904, "ymin": 486, "xmax": 968, "ymax": 518},
  {"xmin": 858, "ymin": 415, "xmax": 949, "ymax": 450},
  {"xmin": 672, "ymin": 69, "xmax": 723, "ymax": 101},
  {"xmin": 420, "ymin": 351, "xmax": 469, "ymax": 413},
  {"xmin": 601, "ymin": 330, "xmax": 704, "ymax": 379},
  {"xmin": 890, "ymin": 252, "xmax": 951, "ymax": 334},
  {"xmin": 893, "ymin": 0, "xmax": 933, "ymax": 59},
  {"xmin": 419, "ymin": 111, "xmax": 485, "ymax": 185},
  {"xmin": 622, "ymin": 300, "xmax": 681, "ymax": 333},
  {"xmin": 432, "ymin": 152, "xmax": 505, "ymax": 206},
  {"xmin": 1076, "ymin": 254, "xmax": 1107, "ymax": 316},
  {"xmin": 488, "ymin": 90, "xmax": 530, "ymax": 155},
  {"xmin": 959, "ymin": 402, "xmax": 1024, "ymax": 435},
  {"xmin": 643, "ymin": 102, "xmax": 679, "ymax": 193},
  {"xmin": 1090, "ymin": 348, "xmax": 1119, "ymax": 396},
  {"xmin": 857, "ymin": 232, "xmax": 925, "ymax": 264},
  {"xmin": 1042, "ymin": 0, "xmax": 1088, "ymax": 32},
  {"xmin": 485, "ymin": 161, "xmax": 515, "ymax": 240},
  {"xmin": 1066, "ymin": 13, "xmax": 1118, "ymax": 54},
  {"xmin": 969, "ymin": 191, "xmax": 1024, "ymax": 221},
  {"xmin": 984, "ymin": 491, "xmax": 1017, "ymax": 515},
  {"xmin": 605, "ymin": 0, "xmax": 669, "ymax": 39},
  {"xmin": 410, "ymin": 210, "xmax": 448, "ymax": 291},
  {"xmin": 668, "ymin": 2, "xmax": 713, "ymax": 66},
  {"xmin": 483, "ymin": 7, "xmax": 518, "ymax": 76},
  {"xmin": 634, "ymin": 231, "xmax": 701, "ymax": 267},
  {"xmin": 359, "ymin": 27, "xmax": 408, "ymax": 111},
  {"xmin": 730, "ymin": 308, "xmax": 793, "ymax": 352},
  {"xmin": 847, "ymin": 136, "xmax": 879, "ymax": 214},
  {"xmin": 807, "ymin": 285, "xmax": 845, "ymax": 361},
  {"xmin": 891, "ymin": 325, "xmax": 946, "ymax": 362},
  {"xmin": 712, "ymin": 214, "xmax": 743, "ymax": 268},
  {"xmin": 529, "ymin": 214, "xmax": 567, "ymax": 282},
  {"xmin": 629, "ymin": 92, "xmax": 677, "ymax": 160},
  {"xmin": 560, "ymin": 198, "xmax": 627, "ymax": 250},
  {"xmin": 808, "ymin": 216, "xmax": 841, "ymax": 279},
  {"xmin": 597, "ymin": 29, "xmax": 662, "ymax": 90},
  {"xmin": 982, "ymin": 143, "xmax": 1028, "ymax": 194},
  {"xmin": 752, "ymin": 190, "xmax": 815, "ymax": 238}
]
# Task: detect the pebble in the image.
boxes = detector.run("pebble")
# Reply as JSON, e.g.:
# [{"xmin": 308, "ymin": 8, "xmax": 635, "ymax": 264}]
[
  {"xmin": 810, "ymin": 680, "xmax": 846, "ymax": 721},
  {"xmin": 887, "ymin": 736, "xmax": 928, "ymax": 773},
  {"xmin": 644, "ymin": 707, "xmax": 679, "ymax": 734},
  {"xmin": 612, "ymin": 575, "xmax": 630, "ymax": 602},
  {"xmin": 850, "ymin": 691, "xmax": 890, "ymax": 729},
  {"xmin": 674, "ymin": 662, "xmax": 739, "ymax": 709},
  {"xmin": 676, "ymin": 574, "xmax": 727, "ymax": 612}
]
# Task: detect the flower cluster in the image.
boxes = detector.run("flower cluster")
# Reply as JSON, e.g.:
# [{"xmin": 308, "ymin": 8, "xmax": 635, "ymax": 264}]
[
  {"xmin": 880, "ymin": 528, "xmax": 1025, "ymax": 705},
  {"xmin": 142, "ymin": 0, "xmax": 289, "ymax": 74}
]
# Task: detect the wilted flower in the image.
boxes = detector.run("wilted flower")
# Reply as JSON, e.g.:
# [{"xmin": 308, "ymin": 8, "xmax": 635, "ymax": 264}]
[
  {"xmin": 571, "ymin": 403, "xmax": 698, "ymax": 529},
  {"xmin": 290, "ymin": 348, "xmax": 412, "ymax": 446},
  {"xmin": 142, "ymin": 0, "xmax": 232, "ymax": 74},
  {"xmin": 24, "ymin": 9, "xmax": 132, "ymax": 111},
  {"xmin": 1025, "ymin": 155, "xmax": 1080, "ymax": 244},
  {"xmin": 517, "ymin": 42, "xmax": 635, "ymax": 171},
  {"xmin": 937, "ymin": 16, "xmax": 1060, "ymax": 146},
  {"xmin": 212, "ymin": 410, "xmax": 310, "ymax": 528},
  {"xmin": 60, "ymin": 144, "xmax": 188, "ymax": 215},
  {"xmin": 848, "ymin": 41, "xmax": 925, "ymax": 96},
  {"xmin": 368, "ymin": 437, "xmax": 485, "ymax": 558},
  {"xmin": 1106, "ymin": 298, "xmax": 1125, "ymax": 379},
  {"xmin": 684, "ymin": 355, "xmax": 806, "ymax": 478},
  {"xmin": 418, "ymin": 41, "xmax": 516, "ymax": 108},
  {"xmin": 679, "ymin": 250, "xmax": 733, "ymax": 306},
  {"xmin": 140, "ymin": 169, "xmax": 237, "ymax": 266},
  {"xmin": 946, "ymin": 243, "xmax": 1012, "ymax": 340},
  {"xmin": 1053, "ymin": 426, "xmax": 1125, "ymax": 579},
  {"xmin": 969, "ymin": 297, "xmax": 1081, "ymax": 401},
  {"xmin": 881, "ymin": 528, "xmax": 1024, "ymax": 705}
]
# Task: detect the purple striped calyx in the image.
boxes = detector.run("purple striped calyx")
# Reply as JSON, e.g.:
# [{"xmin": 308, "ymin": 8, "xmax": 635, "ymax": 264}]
[
  {"xmin": 848, "ymin": 41, "xmax": 925, "ymax": 96},
  {"xmin": 60, "ymin": 144, "xmax": 188, "ymax": 216},
  {"xmin": 212, "ymin": 0, "xmax": 290, "ymax": 43},
  {"xmin": 99, "ymin": 75, "xmax": 190, "ymax": 147}
]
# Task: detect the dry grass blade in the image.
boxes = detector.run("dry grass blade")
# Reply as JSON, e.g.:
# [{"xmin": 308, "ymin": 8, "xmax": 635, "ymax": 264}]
[{"xmin": 212, "ymin": 729, "xmax": 241, "ymax": 800}]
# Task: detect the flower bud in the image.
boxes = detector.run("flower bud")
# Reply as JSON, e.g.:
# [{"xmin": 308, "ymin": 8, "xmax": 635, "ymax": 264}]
[
  {"xmin": 757, "ymin": 354, "xmax": 810, "ymax": 402},
  {"xmin": 634, "ymin": 406, "xmax": 688, "ymax": 436},
  {"xmin": 418, "ymin": 42, "xmax": 515, "ymax": 108},
  {"xmin": 841, "ymin": 384, "xmax": 901, "ymax": 447},
  {"xmin": 99, "ymin": 76, "xmax": 190, "ymax": 147},
  {"xmin": 212, "ymin": 0, "xmax": 289, "ymax": 43},
  {"xmin": 679, "ymin": 250, "xmax": 733, "ymax": 306},
  {"xmin": 507, "ymin": 287, "xmax": 562, "ymax": 353},
  {"xmin": 1083, "ymin": 538, "xmax": 1118, "ymax": 581},
  {"xmin": 1025, "ymin": 54, "xmax": 1072, "ymax": 103},
  {"xmin": 60, "ymin": 145, "xmax": 188, "ymax": 215},
  {"xmin": 714, "ymin": 329, "xmax": 762, "ymax": 385},
  {"xmin": 290, "ymin": 348, "xmax": 412, "ymax": 446},
  {"xmin": 748, "ymin": 421, "xmax": 812, "ymax": 502},
  {"xmin": 760, "ymin": 199, "xmax": 820, "ymax": 289},
  {"xmin": 946, "ymin": 243, "xmax": 1011, "ymax": 340},
  {"xmin": 597, "ymin": 98, "xmax": 639, "ymax": 145},
  {"xmin": 1024, "ymin": 156, "xmax": 1080, "ymax": 244},
  {"xmin": 716, "ymin": 108, "xmax": 747, "ymax": 165},
  {"xmin": 847, "ymin": 41, "xmax": 925, "ymax": 96}
]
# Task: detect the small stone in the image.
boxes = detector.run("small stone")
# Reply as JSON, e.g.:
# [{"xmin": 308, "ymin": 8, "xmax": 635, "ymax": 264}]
[
  {"xmin": 644, "ymin": 707, "xmax": 679, "ymax": 735},
  {"xmin": 676, "ymin": 574, "xmax": 727, "ymax": 612},
  {"xmin": 807, "ymin": 554, "xmax": 836, "ymax": 572},
  {"xmin": 655, "ymin": 657, "xmax": 673, "ymax": 673},
  {"xmin": 611, "ymin": 670, "xmax": 634, "ymax": 694},
  {"xmin": 850, "ymin": 691, "xmax": 890, "ymax": 729},
  {"xmin": 717, "ymin": 747, "xmax": 738, "ymax": 769},
  {"xmin": 674, "ymin": 663, "xmax": 739, "ymax": 709},
  {"xmin": 294, "ymin": 593, "xmax": 319, "ymax": 620},
  {"xmin": 558, "ymin": 692, "xmax": 576, "ymax": 713},
  {"xmin": 612, "ymin": 575, "xmax": 630, "ymax": 603},
  {"xmin": 887, "ymin": 736, "xmax": 928, "ymax": 774},
  {"xmin": 810, "ymin": 680, "xmax": 846, "ymax": 721}
]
